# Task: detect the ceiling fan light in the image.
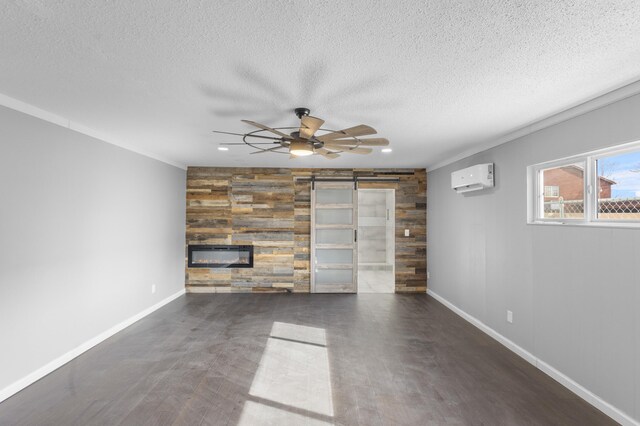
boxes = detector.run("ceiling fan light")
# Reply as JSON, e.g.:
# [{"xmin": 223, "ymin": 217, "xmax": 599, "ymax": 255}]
[
  {"xmin": 290, "ymin": 149, "xmax": 314, "ymax": 157},
  {"xmin": 289, "ymin": 140, "xmax": 314, "ymax": 157}
]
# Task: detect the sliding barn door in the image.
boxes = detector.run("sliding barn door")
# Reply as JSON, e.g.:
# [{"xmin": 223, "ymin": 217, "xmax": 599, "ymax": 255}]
[{"xmin": 311, "ymin": 182, "xmax": 358, "ymax": 293}]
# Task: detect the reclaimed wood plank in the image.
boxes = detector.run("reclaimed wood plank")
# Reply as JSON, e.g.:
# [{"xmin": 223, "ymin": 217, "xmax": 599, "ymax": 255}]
[{"xmin": 185, "ymin": 167, "xmax": 426, "ymax": 293}]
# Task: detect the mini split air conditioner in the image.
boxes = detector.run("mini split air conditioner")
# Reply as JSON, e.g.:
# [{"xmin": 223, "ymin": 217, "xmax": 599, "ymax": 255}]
[{"xmin": 451, "ymin": 163, "xmax": 494, "ymax": 193}]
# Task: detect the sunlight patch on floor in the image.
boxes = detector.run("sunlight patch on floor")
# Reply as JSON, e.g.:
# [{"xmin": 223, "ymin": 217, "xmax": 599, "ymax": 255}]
[
  {"xmin": 238, "ymin": 322, "xmax": 334, "ymax": 425},
  {"xmin": 238, "ymin": 401, "xmax": 332, "ymax": 426},
  {"xmin": 269, "ymin": 321, "xmax": 327, "ymax": 346}
]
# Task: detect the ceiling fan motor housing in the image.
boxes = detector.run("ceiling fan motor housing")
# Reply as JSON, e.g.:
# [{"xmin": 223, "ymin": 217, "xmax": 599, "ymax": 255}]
[{"xmin": 294, "ymin": 107, "xmax": 310, "ymax": 119}]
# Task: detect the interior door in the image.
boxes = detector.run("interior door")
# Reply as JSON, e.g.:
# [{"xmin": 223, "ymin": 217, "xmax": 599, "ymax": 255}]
[{"xmin": 311, "ymin": 182, "xmax": 357, "ymax": 293}]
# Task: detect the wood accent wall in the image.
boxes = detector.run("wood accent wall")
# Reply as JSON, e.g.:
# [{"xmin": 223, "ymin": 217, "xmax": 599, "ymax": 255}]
[{"xmin": 186, "ymin": 167, "xmax": 426, "ymax": 293}]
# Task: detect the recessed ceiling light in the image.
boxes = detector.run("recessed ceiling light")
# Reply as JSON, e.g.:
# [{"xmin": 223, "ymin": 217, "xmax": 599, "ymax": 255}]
[
  {"xmin": 218, "ymin": 146, "xmax": 229, "ymax": 151},
  {"xmin": 381, "ymin": 148, "xmax": 392, "ymax": 153}
]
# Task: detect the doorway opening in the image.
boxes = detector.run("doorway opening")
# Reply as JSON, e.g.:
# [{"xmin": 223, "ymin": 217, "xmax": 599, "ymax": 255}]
[
  {"xmin": 357, "ymin": 189, "xmax": 395, "ymax": 293},
  {"xmin": 310, "ymin": 183, "xmax": 395, "ymax": 294}
]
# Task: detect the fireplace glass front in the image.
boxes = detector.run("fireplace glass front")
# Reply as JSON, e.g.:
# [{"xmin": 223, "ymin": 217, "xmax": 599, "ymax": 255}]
[{"xmin": 188, "ymin": 245, "xmax": 254, "ymax": 268}]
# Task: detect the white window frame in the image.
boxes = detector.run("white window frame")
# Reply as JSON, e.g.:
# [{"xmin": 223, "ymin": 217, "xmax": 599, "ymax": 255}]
[
  {"xmin": 529, "ymin": 157, "xmax": 588, "ymax": 225},
  {"xmin": 527, "ymin": 140, "xmax": 640, "ymax": 228}
]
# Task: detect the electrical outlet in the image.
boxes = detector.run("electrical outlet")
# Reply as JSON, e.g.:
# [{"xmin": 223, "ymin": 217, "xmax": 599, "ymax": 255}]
[
  {"xmin": 151, "ymin": 284, "xmax": 156, "ymax": 294},
  {"xmin": 404, "ymin": 229, "xmax": 410, "ymax": 237},
  {"xmin": 507, "ymin": 310, "xmax": 513, "ymax": 323},
  {"xmin": 427, "ymin": 271, "xmax": 430, "ymax": 280}
]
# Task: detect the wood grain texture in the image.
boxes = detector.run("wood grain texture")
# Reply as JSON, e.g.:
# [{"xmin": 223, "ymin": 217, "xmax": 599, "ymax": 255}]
[
  {"xmin": 186, "ymin": 168, "xmax": 295, "ymax": 293},
  {"xmin": 186, "ymin": 167, "xmax": 426, "ymax": 293},
  {"xmin": 0, "ymin": 294, "xmax": 616, "ymax": 425}
]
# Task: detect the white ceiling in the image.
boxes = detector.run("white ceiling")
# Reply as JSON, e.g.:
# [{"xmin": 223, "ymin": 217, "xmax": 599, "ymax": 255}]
[{"xmin": 2, "ymin": 1, "xmax": 640, "ymax": 169}]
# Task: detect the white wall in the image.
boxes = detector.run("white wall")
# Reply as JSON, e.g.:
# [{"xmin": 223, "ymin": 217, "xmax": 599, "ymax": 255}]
[
  {"xmin": 427, "ymin": 93, "xmax": 640, "ymax": 423},
  {"xmin": 0, "ymin": 106, "xmax": 186, "ymax": 395}
]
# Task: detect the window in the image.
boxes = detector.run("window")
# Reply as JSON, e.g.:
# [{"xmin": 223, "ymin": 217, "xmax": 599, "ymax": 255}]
[
  {"xmin": 595, "ymin": 150, "xmax": 640, "ymax": 220},
  {"xmin": 528, "ymin": 141, "xmax": 640, "ymax": 227},
  {"xmin": 538, "ymin": 162, "xmax": 585, "ymax": 220},
  {"xmin": 543, "ymin": 185, "xmax": 559, "ymax": 197}
]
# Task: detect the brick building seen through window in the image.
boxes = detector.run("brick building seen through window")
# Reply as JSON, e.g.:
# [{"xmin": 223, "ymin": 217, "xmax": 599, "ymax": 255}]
[
  {"xmin": 542, "ymin": 165, "xmax": 615, "ymax": 202},
  {"xmin": 534, "ymin": 145, "xmax": 640, "ymax": 222}
]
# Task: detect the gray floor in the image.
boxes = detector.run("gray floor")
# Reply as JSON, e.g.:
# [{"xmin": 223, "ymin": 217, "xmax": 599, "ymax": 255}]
[
  {"xmin": 357, "ymin": 270, "xmax": 394, "ymax": 293},
  {"xmin": 0, "ymin": 294, "xmax": 615, "ymax": 425}
]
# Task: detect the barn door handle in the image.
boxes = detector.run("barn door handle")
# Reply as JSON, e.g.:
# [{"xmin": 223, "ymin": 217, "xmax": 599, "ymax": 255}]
[{"xmin": 354, "ymin": 229, "xmax": 357, "ymax": 242}]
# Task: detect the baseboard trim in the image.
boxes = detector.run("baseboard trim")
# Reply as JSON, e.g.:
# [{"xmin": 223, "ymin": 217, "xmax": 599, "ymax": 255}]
[
  {"xmin": 427, "ymin": 289, "xmax": 639, "ymax": 426},
  {"xmin": 0, "ymin": 289, "xmax": 185, "ymax": 404}
]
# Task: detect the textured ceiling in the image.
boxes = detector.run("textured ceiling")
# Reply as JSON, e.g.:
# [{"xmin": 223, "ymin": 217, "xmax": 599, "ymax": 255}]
[{"xmin": 2, "ymin": 1, "xmax": 640, "ymax": 169}]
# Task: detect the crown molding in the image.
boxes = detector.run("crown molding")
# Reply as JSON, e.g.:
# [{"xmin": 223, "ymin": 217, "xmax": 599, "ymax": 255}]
[
  {"xmin": 427, "ymin": 78, "xmax": 640, "ymax": 172},
  {"xmin": 0, "ymin": 93, "xmax": 187, "ymax": 170}
]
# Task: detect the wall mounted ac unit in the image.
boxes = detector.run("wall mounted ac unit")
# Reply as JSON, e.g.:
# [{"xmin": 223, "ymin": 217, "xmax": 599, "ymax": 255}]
[{"xmin": 451, "ymin": 163, "xmax": 494, "ymax": 193}]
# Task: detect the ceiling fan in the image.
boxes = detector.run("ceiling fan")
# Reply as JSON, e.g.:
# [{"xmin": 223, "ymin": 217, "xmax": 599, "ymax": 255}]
[{"xmin": 212, "ymin": 107, "xmax": 389, "ymax": 159}]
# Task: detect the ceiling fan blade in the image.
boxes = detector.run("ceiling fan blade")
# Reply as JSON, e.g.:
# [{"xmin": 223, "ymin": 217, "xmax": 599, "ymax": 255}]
[
  {"xmin": 249, "ymin": 146, "xmax": 285, "ymax": 154},
  {"xmin": 241, "ymin": 120, "xmax": 292, "ymax": 139},
  {"xmin": 212, "ymin": 130, "xmax": 282, "ymax": 140},
  {"xmin": 219, "ymin": 142, "xmax": 277, "ymax": 145},
  {"xmin": 299, "ymin": 116, "xmax": 325, "ymax": 139},
  {"xmin": 342, "ymin": 147, "xmax": 373, "ymax": 154},
  {"xmin": 315, "ymin": 148, "xmax": 340, "ymax": 159},
  {"xmin": 323, "ymin": 138, "xmax": 389, "ymax": 147},
  {"xmin": 316, "ymin": 125, "xmax": 377, "ymax": 142}
]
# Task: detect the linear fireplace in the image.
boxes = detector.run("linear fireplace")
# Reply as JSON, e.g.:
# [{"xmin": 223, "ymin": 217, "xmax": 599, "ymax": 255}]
[{"xmin": 188, "ymin": 245, "xmax": 254, "ymax": 268}]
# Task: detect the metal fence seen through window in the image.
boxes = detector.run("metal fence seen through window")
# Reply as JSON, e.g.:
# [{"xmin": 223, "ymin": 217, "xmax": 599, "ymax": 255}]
[{"xmin": 544, "ymin": 198, "xmax": 640, "ymax": 219}]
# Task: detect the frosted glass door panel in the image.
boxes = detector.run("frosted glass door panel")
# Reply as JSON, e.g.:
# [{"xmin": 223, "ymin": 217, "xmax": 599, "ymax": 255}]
[
  {"xmin": 312, "ymin": 182, "xmax": 357, "ymax": 293},
  {"xmin": 316, "ymin": 249, "xmax": 353, "ymax": 265},
  {"xmin": 315, "ymin": 269, "xmax": 353, "ymax": 284},
  {"xmin": 316, "ymin": 189, "xmax": 353, "ymax": 204},
  {"xmin": 316, "ymin": 229, "xmax": 353, "ymax": 245},
  {"xmin": 316, "ymin": 209, "xmax": 353, "ymax": 225}
]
